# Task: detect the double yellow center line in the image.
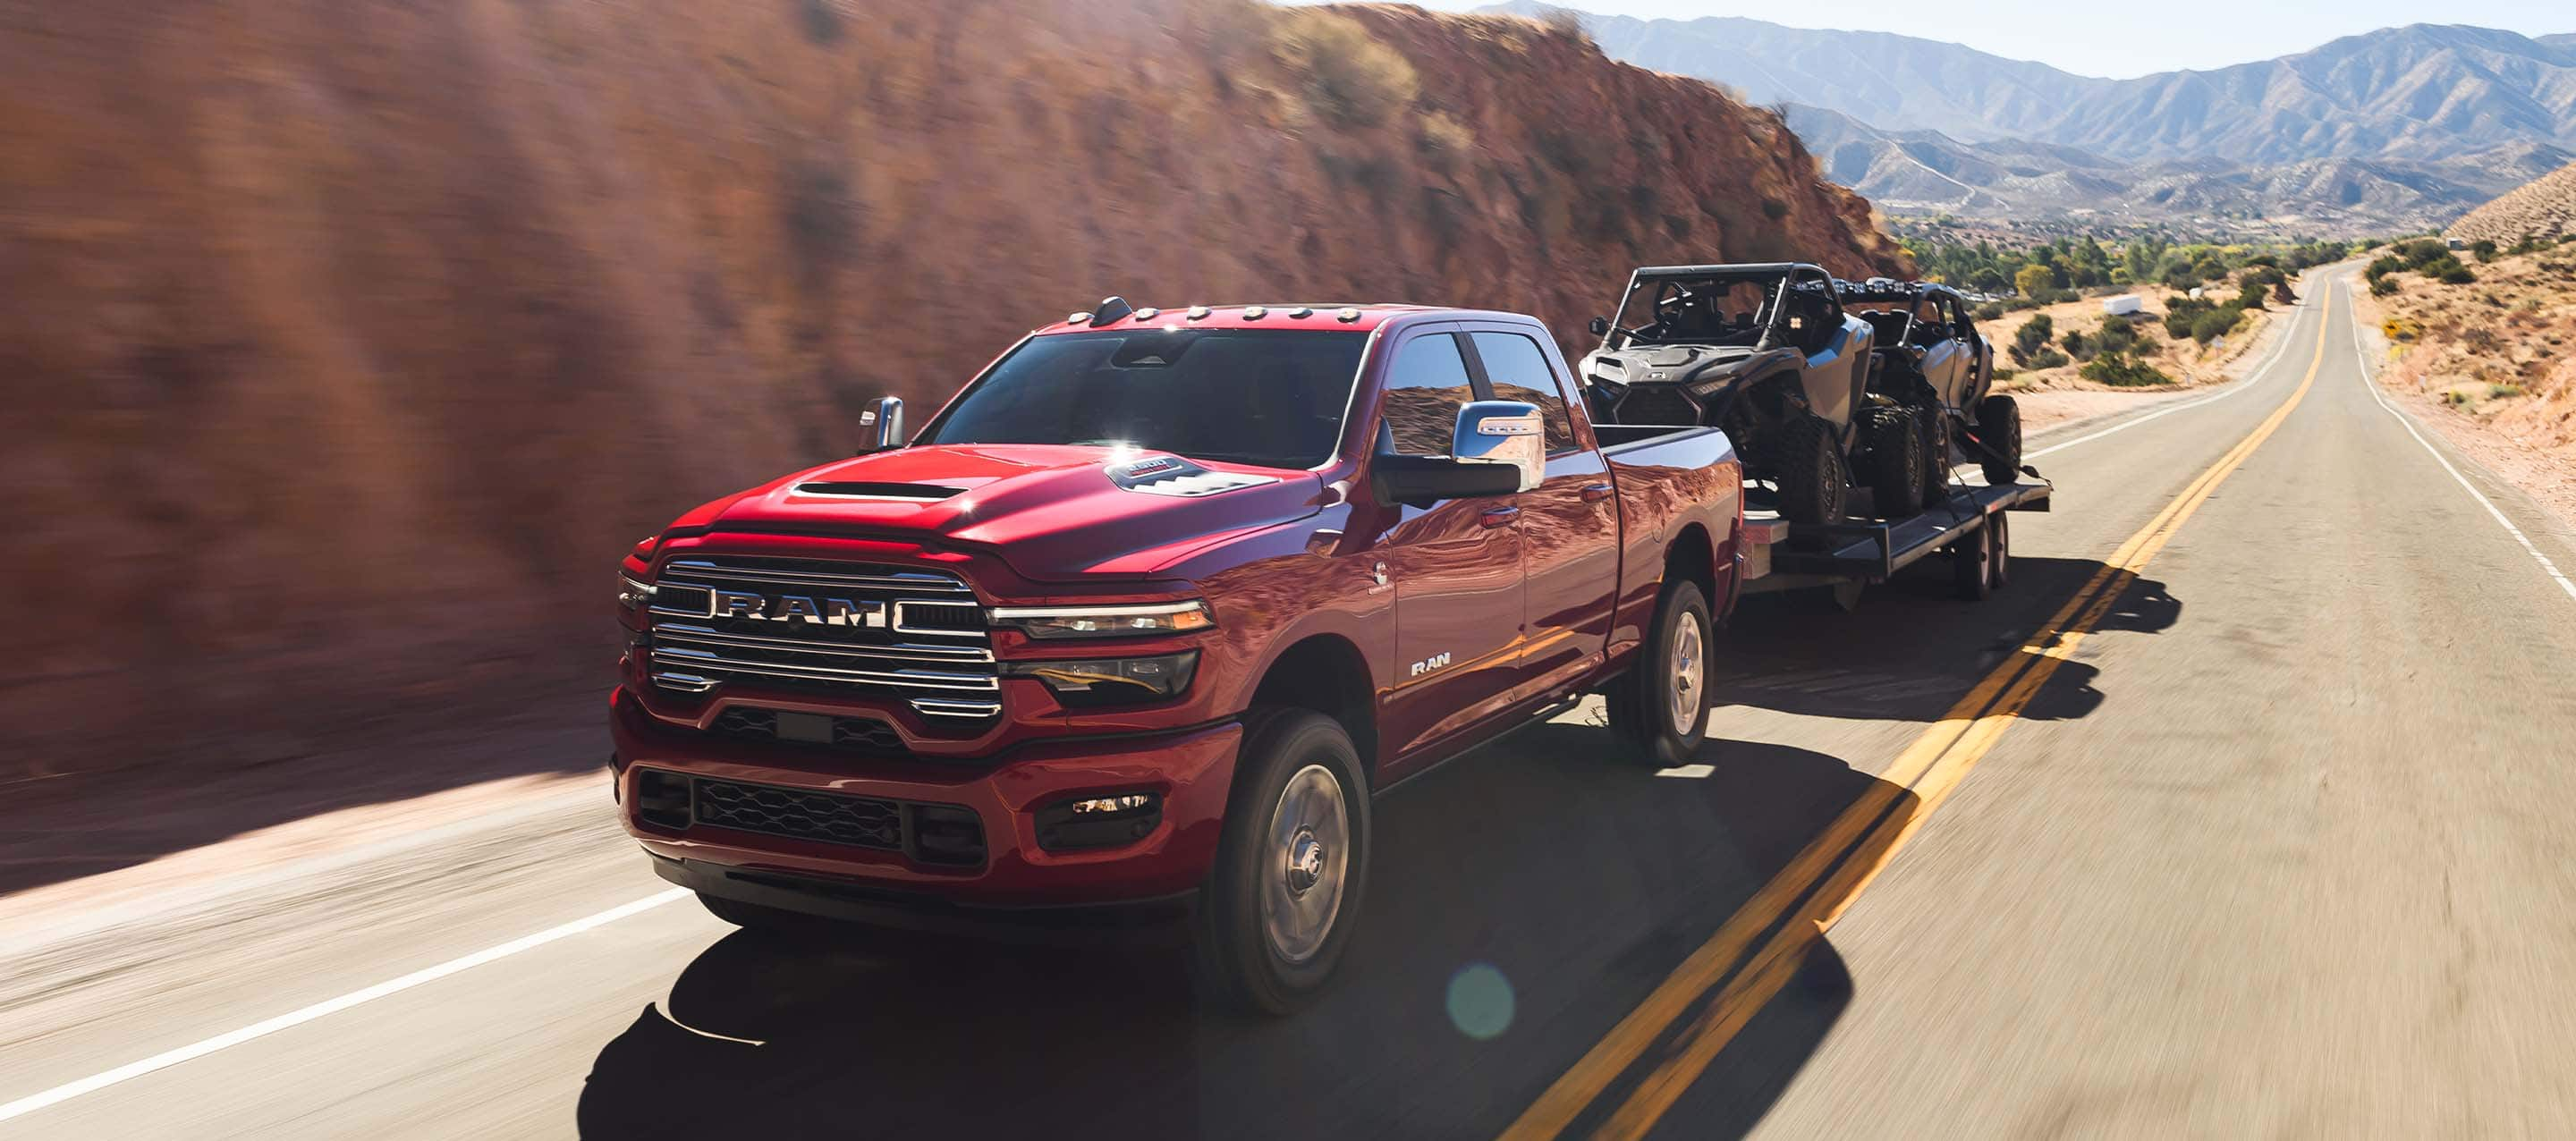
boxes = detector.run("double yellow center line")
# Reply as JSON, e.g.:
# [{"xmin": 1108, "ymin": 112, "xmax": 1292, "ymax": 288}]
[{"xmin": 1503, "ymin": 283, "xmax": 2337, "ymax": 1140}]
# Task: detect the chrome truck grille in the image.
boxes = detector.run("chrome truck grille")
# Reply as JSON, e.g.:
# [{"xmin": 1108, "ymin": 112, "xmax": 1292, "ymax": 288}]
[{"xmin": 641, "ymin": 556, "xmax": 999, "ymax": 720}]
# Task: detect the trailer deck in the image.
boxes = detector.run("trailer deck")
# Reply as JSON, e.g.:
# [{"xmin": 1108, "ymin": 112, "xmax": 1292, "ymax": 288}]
[{"xmin": 1740, "ymin": 475, "xmax": 2051, "ymax": 599}]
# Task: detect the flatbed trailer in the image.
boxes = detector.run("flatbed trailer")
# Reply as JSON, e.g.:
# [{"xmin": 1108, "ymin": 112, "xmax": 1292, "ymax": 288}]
[{"xmin": 1738, "ymin": 476, "xmax": 2053, "ymax": 608}]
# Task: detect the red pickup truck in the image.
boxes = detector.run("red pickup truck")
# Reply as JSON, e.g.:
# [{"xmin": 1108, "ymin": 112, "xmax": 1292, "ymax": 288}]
[{"xmin": 612, "ymin": 299, "xmax": 1742, "ymax": 1010}]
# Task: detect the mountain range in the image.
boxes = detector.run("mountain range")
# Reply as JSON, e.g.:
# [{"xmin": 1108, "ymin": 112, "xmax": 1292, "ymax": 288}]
[{"xmin": 1486, "ymin": 4, "xmax": 2576, "ymax": 234}]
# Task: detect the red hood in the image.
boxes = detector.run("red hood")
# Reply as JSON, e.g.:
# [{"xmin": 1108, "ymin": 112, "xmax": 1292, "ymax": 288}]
[{"xmin": 708, "ymin": 444, "xmax": 1325, "ymax": 581}]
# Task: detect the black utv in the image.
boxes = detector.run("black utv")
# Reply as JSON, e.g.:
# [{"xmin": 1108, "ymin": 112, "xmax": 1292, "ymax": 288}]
[{"xmin": 1579, "ymin": 263, "xmax": 1927, "ymax": 524}]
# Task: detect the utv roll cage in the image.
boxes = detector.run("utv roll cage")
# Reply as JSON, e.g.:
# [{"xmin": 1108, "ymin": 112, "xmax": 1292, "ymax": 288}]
[
  {"xmin": 1596, "ymin": 264, "xmax": 1842, "ymax": 356},
  {"xmin": 1835, "ymin": 276, "xmax": 1969, "ymax": 351}
]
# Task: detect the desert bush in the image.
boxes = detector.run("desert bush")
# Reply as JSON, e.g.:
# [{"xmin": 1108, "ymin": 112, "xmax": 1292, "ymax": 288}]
[
  {"xmin": 2010, "ymin": 313, "xmax": 2055, "ymax": 364},
  {"xmin": 2189, "ymin": 306, "xmax": 2242, "ymax": 344},
  {"xmin": 2062, "ymin": 329, "xmax": 2095, "ymax": 361},
  {"xmin": 1415, "ymin": 111, "xmax": 1475, "ymax": 168},
  {"xmin": 2014, "ymin": 263, "xmax": 2060, "ymax": 299},
  {"xmin": 1271, "ymin": 11, "xmax": 1419, "ymax": 128},
  {"xmin": 2462, "ymin": 326, "xmax": 2504, "ymax": 354},
  {"xmin": 1973, "ymin": 302, "xmax": 2004, "ymax": 322},
  {"xmin": 2164, "ymin": 295, "xmax": 2213, "ymax": 338},
  {"xmin": 2026, "ymin": 347, "xmax": 2071, "ymax": 370},
  {"xmin": 2489, "ymin": 383, "xmax": 2525, "ymax": 398},
  {"xmin": 2472, "ymin": 240, "xmax": 2498, "ymax": 263},
  {"xmin": 2081, "ymin": 351, "xmax": 2170, "ymax": 387},
  {"xmin": 2369, "ymin": 275, "xmax": 2399, "ymax": 297},
  {"xmin": 2098, "ymin": 315, "xmax": 2138, "ymax": 353},
  {"xmin": 2439, "ymin": 265, "xmax": 2478, "ymax": 285}
]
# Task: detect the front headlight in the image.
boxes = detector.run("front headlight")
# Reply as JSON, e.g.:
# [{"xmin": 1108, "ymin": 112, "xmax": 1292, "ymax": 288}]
[
  {"xmin": 1003, "ymin": 651, "xmax": 1199, "ymax": 707},
  {"xmin": 987, "ymin": 599, "xmax": 1214, "ymax": 639}
]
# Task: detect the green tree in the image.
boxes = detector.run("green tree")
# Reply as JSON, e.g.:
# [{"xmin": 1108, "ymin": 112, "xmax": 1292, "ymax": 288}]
[{"xmin": 2013, "ymin": 262, "xmax": 2060, "ymax": 300}]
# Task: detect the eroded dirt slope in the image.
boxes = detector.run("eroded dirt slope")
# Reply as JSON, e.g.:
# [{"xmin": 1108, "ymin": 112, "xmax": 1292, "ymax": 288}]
[{"xmin": 2, "ymin": 0, "xmax": 1904, "ymax": 778}]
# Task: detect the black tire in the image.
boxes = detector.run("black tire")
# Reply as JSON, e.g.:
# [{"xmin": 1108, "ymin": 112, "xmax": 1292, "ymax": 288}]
[
  {"xmin": 1774, "ymin": 414, "xmax": 1846, "ymax": 525},
  {"xmin": 1988, "ymin": 511, "xmax": 2012, "ymax": 590},
  {"xmin": 1953, "ymin": 520, "xmax": 1994, "ymax": 601},
  {"xmin": 697, "ymin": 891, "xmax": 821, "ymax": 934},
  {"xmin": 1191, "ymin": 708, "xmax": 1371, "ymax": 1016},
  {"xmin": 1860, "ymin": 406, "xmax": 1926, "ymax": 518},
  {"xmin": 1976, "ymin": 394, "xmax": 2023, "ymax": 486},
  {"xmin": 1919, "ymin": 408, "xmax": 1951, "ymax": 503},
  {"xmin": 1606, "ymin": 579, "xmax": 1714, "ymax": 768}
]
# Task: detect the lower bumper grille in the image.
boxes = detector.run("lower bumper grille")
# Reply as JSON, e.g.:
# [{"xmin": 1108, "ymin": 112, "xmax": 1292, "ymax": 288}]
[
  {"xmin": 647, "ymin": 771, "xmax": 987, "ymax": 867},
  {"xmin": 710, "ymin": 706, "xmax": 903, "ymax": 755}
]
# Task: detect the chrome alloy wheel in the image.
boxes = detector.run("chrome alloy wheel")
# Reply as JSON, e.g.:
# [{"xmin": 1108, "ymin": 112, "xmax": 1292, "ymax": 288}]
[
  {"xmin": 1667, "ymin": 613, "xmax": 1706, "ymax": 736},
  {"xmin": 1260, "ymin": 764, "xmax": 1350, "ymax": 965}
]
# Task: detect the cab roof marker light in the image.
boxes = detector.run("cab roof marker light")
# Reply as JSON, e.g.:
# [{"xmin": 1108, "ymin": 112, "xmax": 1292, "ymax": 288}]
[
  {"xmin": 1287, "ymin": 306, "xmax": 1314, "ymax": 318},
  {"xmin": 1133, "ymin": 307, "xmax": 1161, "ymax": 320},
  {"xmin": 1241, "ymin": 306, "xmax": 1267, "ymax": 320},
  {"xmin": 1187, "ymin": 305, "xmax": 1211, "ymax": 319},
  {"xmin": 1336, "ymin": 307, "xmax": 1361, "ymax": 322},
  {"xmin": 1068, "ymin": 311, "xmax": 1092, "ymax": 325}
]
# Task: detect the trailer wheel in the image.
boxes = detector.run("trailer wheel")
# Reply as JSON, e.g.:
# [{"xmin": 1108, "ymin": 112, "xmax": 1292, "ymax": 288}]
[
  {"xmin": 1191, "ymin": 707, "xmax": 1370, "ymax": 1016},
  {"xmin": 1606, "ymin": 579, "xmax": 1712, "ymax": 768},
  {"xmin": 1976, "ymin": 394, "xmax": 2022, "ymax": 486},
  {"xmin": 1952, "ymin": 520, "xmax": 1994, "ymax": 601},
  {"xmin": 1775, "ymin": 414, "xmax": 1845, "ymax": 525},
  {"xmin": 1988, "ymin": 511, "xmax": 2012, "ymax": 589},
  {"xmin": 1860, "ymin": 406, "xmax": 1926, "ymax": 518}
]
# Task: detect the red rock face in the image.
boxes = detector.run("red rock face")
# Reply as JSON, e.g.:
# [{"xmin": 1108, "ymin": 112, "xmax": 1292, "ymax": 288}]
[{"xmin": 0, "ymin": 0, "xmax": 1906, "ymax": 775}]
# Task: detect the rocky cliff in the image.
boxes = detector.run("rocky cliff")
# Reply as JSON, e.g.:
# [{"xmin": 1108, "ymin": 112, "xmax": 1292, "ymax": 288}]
[{"xmin": 2, "ymin": 0, "xmax": 1905, "ymax": 777}]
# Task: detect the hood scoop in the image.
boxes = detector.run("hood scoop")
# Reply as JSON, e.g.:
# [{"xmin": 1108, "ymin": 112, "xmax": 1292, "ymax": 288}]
[
  {"xmin": 1104, "ymin": 454, "xmax": 1281, "ymax": 499},
  {"xmin": 792, "ymin": 481, "xmax": 965, "ymax": 501}
]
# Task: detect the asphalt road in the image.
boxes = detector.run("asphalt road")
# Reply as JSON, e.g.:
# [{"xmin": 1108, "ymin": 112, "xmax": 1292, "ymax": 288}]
[{"xmin": 9, "ymin": 269, "xmax": 2576, "ymax": 1138}]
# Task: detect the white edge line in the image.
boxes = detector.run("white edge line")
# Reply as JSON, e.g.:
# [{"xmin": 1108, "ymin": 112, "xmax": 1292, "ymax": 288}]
[
  {"xmin": 2026, "ymin": 282, "xmax": 2313, "ymax": 461},
  {"xmin": 2345, "ymin": 278, "xmax": 2576, "ymax": 603},
  {"xmin": 0, "ymin": 887, "xmax": 691, "ymax": 1124}
]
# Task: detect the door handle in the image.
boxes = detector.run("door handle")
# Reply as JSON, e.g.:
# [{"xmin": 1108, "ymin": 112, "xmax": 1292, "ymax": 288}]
[
  {"xmin": 1479, "ymin": 506, "xmax": 1520, "ymax": 528},
  {"xmin": 1580, "ymin": 482, "xmax": 1614, "ymax": 503}
]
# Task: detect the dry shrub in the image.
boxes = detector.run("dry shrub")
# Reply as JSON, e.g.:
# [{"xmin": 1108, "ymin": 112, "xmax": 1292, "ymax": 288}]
[
  {"xmin": 1270, "ymin": 10, "xmax": 1419, "ymax": 128},
  {"xmin": 1416, "ymin": 111, "xmax": 1476, "ymax": 169}
]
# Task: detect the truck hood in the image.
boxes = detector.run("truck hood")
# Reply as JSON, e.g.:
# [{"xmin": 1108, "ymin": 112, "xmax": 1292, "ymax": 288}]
[{"xmin": 708, "ymin": 444, "xmax": 1324, "ymax": 580}]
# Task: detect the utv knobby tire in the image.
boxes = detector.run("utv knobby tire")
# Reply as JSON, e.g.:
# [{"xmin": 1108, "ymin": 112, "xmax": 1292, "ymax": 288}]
[
  {"xmin": 1860, "ymin": 406, "xmax": 1927, "ymax": 518},
  {"xmin": 1606, "ymin": 580, "xmax": 1713, "ymax": 769},
  {"xmin": 1976, "ymin": 394, "xmax": 2023, "ymax": 486},
  {"xmin": 1191, "ymin": 708, "xmax": 1370, "ymax": 1017},
  {"xmin": 1774, "ymin": 415, "xmax": 1846, "ymax": 525},
  {"xmin": 1919, "ymin": 408, "xmax": 1951, "ymax": 503}
]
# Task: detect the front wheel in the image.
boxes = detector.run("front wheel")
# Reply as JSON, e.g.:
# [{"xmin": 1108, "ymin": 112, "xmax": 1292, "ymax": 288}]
[
  {"xmin": 1860, "ymin": 406, "xmax": 1927, "ymax": 518},
  {"xmin": 1606, "ymin": 579, "xmax": 1713, "ymax": 768},
  {"xmin": 1192, "ymin": 709, "xmax": 1370, "ymax": 1016},
  {"xmin": 1774, "ymin": 414, "xmax": 1847, "ymax": 525}
]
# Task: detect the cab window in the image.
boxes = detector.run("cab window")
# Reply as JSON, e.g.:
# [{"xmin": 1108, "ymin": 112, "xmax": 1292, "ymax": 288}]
[
  {"xmin": 1378, "ymin": 333, "xmax": 1478, "ymax": 456},
  {"xmin": 1469, "ymin": 332, "xmax": 1578, "ymax": 453}
]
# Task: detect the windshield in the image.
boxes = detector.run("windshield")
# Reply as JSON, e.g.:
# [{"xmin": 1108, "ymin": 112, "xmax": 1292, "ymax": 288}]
[
  {"xmin": 922, "ymin": 328, "xmax": 1368, "ymax": 469},
  {"xmin": 1611, "ymin": 275, "xmax": 1786, "ymax": 348}
]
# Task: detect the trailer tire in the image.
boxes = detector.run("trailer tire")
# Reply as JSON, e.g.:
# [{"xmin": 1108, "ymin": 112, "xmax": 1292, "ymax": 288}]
[
  {"xmin": 1952, "ymin": 520, "xmax": 1994, "ymax": 601},
  {"xmin": 1861, "ymin": 406, "xmax": 1927, "ymax": 518},
  {"xmin": 1988, "ymin": 511, "xmax": 2012, "ymax": 589},
  {"xmin": 1191, "ymin": 708, "xmax": 1370, "ymax": 1017},
  {"xmin": 1606, "ymin": 580, "xmax": 1713, "ymax": 768},
  {"xmin": 1775, "ymin": 414, "xmax": 1845, "ymax": 525},
  {"xmin": 1976, "ymin": 394, "xmax": 2023, "ymax": 486}
]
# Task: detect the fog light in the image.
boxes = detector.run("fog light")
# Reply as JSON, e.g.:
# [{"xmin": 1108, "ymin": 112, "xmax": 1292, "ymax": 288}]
[{"xmin": 1036, "ymin": 790, "xmax": 1163, "ymax": 851}]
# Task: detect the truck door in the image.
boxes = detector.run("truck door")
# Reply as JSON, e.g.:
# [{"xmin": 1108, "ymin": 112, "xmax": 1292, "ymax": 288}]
[
  {"xmin": 1369, "ymin": 326, "xmax": 1529, "ymax": 767},
  {"xmin": 1462, "ymin": 326, "xmax": 1615, "ymax": 705}
]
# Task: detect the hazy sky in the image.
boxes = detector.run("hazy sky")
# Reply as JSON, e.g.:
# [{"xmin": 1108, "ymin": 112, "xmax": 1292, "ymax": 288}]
[{"xmin": 1345, "ymin": 1, "xmax": 2575, "ymax": 78}]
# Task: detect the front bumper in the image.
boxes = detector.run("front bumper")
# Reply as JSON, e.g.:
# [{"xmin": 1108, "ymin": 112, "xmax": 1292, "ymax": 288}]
[{"xmin": 609, "ymin": 687, "xmax": 1243, "ymax": 909}]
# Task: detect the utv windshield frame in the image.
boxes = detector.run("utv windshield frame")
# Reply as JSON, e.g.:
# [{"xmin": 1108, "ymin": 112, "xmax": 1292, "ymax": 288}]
[{"xmin": 1600, "ymin": 263, "xmax": 1837, "ymax": 354}]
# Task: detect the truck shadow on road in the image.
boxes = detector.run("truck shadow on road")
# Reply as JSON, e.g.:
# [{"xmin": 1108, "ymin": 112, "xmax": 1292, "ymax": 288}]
[
  {"xmin": 578, "ymin": 736, "xmax": 1883, "ymax": 1140},
  {"xmin": 1716, "ymin": 558, "xmax": 2181, "ymax": 725},
  {"xmin": 575, "ymin": 558, "xmax": 2174, "ymax": 1139}
]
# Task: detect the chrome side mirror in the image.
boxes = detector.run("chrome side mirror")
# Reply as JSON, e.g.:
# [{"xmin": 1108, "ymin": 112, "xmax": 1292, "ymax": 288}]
[
  {"xmin": 859, "ymin": 396, "xmax": 905, "ymax": 452},
  {"xmin": 1450, "ymin": 400, "xmax": 1545, "ymax": 493}
]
